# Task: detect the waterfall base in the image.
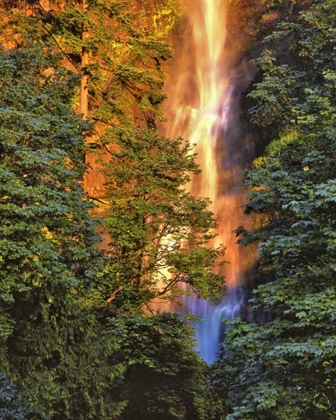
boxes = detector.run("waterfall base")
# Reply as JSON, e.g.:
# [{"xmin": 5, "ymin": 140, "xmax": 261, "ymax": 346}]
[{"xmin": 183, "ymin": 287, "xmax": 245, "ymax": 364}]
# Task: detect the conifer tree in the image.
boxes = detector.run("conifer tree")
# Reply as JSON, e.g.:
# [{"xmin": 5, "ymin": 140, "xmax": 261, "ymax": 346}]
[
  {"xmin": 0, "ymin": 374, "xmax": 43, "ymax": 419},
  {"xmin": 0, "ymin": 3, "xmax": 227, "ymax": 418},
  {"xmin": 0, "ymin": 45, "xmax": 124, "ymax": 419},
  {"xmin": 0, "ymin": 0, "xmax": 225, "ymax": 304},
  {"xmin": 110, "ymin": 312, "xmax": 217, "ymax": 420},
  {"xmin": 215, "ymin": 1, "xmax": 336, "ymax": 418},
  {"xmin": 0, "ymin": 0, "xmax": 177, "ymax": 129}
]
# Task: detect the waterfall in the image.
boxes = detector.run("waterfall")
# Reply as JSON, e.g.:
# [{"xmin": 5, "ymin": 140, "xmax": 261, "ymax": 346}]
[{"xmin": 164, "ymin": 0, "xmax": 255, "ymax": 363}]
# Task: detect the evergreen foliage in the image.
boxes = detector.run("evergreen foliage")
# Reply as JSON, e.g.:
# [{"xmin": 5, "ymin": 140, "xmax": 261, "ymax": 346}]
[
  {"xmin": 215, "ymin": 1, "xmax": 336, "ymax": 418},
  {"xmin": 0, "ymin": 46, "xmax": 125, "ymax": 419},
  {"xmin": 109, "ymin": 312, "xmax": 217, "ymax": 420},
  {"xmin": 6, "ymin": 1, "xmax": 333, "ymax": 418},
  {"xmin": 0, "ymin": 4, "xmax": 225, "ymax": 419},
  {"xmin": 58, "ymin": 0, "xmax": 173, "ymax": 126},
  {"xmin": 0, "ymin": 374, "xmax": 43, "ymax": 420},
  {"xmin": 0, "ymin": 0, "xmax": 177, "ymax": 129},
  {"xmin": 100, "ymin": 127, "xmax": 225, "ymax": 311}
]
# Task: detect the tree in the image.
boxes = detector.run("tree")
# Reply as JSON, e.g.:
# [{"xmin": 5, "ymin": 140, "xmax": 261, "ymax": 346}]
[
  {"xmin": 10, "ymin": 0, "xmax": 226, "ymax": 306},
  {"xmin": 98, "ymin": 127, "xmax": 225, "ymax": 311},
  {"xmin": 0, "ymin": 3, "xmax": 227, "ymax": 419},
  {"xmin": 0, "ymin": 45, "xmax": 124, "ymax": 419},
  {"xmin": 0, "ymin": 0, "xmax": 180, "ymax": 209},
  {"xmin": 0, "ymin": 0, "xmax": 178, "ymax": 129},
  {"xmin": 214, "ymin": 1, "xmax": 336, "ymax": 419},
  {"xmin": 0, "ymin": 374, "xmax": 43, "ymax": 420},
  {"xmin": 109, "ymin": 312, "xmax": 223, "ymax": 420}
]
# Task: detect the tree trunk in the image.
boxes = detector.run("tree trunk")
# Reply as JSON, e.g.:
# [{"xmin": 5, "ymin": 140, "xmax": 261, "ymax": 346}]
[{"xmin": 80, "ymin": 0, "xmax": 89, "ymax": 118}]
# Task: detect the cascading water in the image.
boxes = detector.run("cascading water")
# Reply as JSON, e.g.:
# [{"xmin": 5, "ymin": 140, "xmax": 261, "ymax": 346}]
[{"xmin": 164, "ymin": 0, "xmax": 255, "ymax": 363}]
